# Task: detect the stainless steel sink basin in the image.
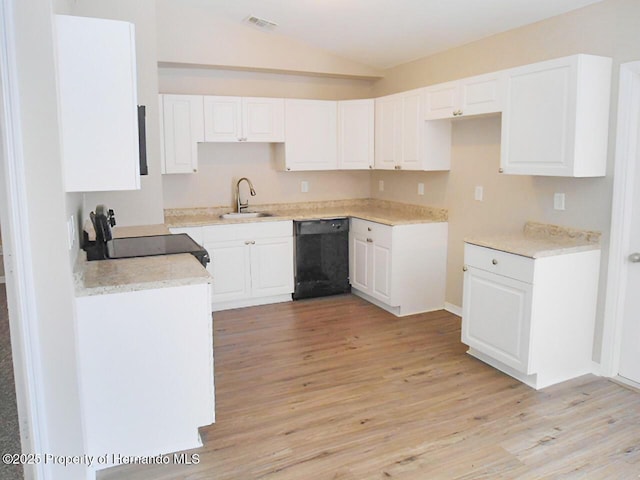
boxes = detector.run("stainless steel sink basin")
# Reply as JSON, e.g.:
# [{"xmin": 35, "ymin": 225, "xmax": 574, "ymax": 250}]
[{"xmin": 219, "ymin": 212, "xmax": 273, "ymax": 219}]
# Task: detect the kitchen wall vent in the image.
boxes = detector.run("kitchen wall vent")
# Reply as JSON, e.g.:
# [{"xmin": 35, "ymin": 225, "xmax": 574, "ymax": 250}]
[{"xmin": 245, "ymin": 15, "xmax": 278, "ymax": 31}]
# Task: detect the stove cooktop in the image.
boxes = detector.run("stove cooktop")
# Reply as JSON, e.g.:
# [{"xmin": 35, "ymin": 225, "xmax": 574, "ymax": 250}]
[{"xmin": 105, "ymin": 234, "xmax": 209, "ymax": 266}]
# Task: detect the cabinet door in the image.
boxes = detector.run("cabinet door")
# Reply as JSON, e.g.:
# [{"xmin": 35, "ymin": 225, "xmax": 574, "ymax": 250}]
[
  {"xmin": 371, "ymin": 241, "xmax": 393, "ymax": 304},
  {"xmin": 205, "ymin": 240, "xmax": 251, "ymax": 302},
  {"xmin": 459, "ymin": 72, "xmax": 504, "ymax": 116},
  {"xmin": 424, "ymin": 82, "xmax": 459, "ymax": 120},
  {"xmin": 284, "ymin": 99, "xmax": 337, "ymax": 170},
  {"xmin": 162, "ymin": 94, "xmax": 204, "ymax": 174},
  {"xmin": 242, "ymin": 97, "xmax": 284, "ymax": 142},
  {"xmin": 250, "ymin": 237, "xmax": 294, "ymax": 297},
  {"xmin": 400, "ymin": 89, "xmax": 424, "ymax": 170},
  {"xmin": 350, "ymin": 233, "xmax": 371, "ymax": 294},
  {"xmin": 56, "ymin": 15, "xmax": 139, "ymax": 192},
  {"xmin": 374, "ymin": 95, "xmax": 401, "ymax": 170},
  {"xmin": 501, "ymin": 59, "xmax": 575, "ymax": 176},
  {"xmin": 338, "ymin": 99, "xmax": 374, "ymax": 170},
  {"xmin": 501, "ymin": 55, "xmax": 610, "ymax": 177},
  {"xmin": 462, "ymin": 266, "xmax": 533, "ymax": 373},
  {"xmin": 203, "ymin": 96, "xmax": 242, "ymax": 142}
]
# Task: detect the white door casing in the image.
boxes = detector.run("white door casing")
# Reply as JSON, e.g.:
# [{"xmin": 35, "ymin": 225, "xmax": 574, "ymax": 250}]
[{"xmin": 602, "ymin": 61, "xmax": 640, "ymax": 384}]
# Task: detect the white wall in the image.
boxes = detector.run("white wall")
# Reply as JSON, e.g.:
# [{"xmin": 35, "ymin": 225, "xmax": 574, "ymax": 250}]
[{"xmin": 8, "ymin": 0, "xmax": 86, "ymax": 477}]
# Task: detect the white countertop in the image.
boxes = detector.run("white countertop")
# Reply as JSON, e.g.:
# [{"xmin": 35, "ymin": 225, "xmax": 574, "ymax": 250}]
[{"xmin": 464, "ymin": 221, "xmax": 601, "ymax": 258}]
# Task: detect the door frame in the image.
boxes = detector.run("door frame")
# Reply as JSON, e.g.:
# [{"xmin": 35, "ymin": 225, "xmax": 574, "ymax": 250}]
[
  {"xmin": 601, "ymin": 61, "xmax": 640, "ymax": 382},
  {"xmin": 0, "ymin": 0, "xmax": 48, "ymax": 477}
]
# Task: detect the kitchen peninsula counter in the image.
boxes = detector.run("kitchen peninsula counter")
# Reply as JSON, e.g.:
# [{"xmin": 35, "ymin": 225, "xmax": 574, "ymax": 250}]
[{"xmin": 74, "ymin": 223, "xmax": 212, "ymax": 297}]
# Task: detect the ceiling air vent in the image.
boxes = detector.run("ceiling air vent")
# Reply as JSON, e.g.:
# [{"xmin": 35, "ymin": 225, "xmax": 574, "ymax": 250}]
[{"xmin": 245, "ymin": 15, "xmax": 278, "ymax": 31}]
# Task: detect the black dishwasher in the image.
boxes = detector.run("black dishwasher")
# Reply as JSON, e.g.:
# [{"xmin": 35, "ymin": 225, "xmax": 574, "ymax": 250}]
[{"xmin": 293, "ymin": 218, "xmax": 351, "ymax": 300}]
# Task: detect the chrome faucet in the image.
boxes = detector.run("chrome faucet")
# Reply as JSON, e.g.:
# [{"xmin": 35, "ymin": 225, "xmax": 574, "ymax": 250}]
[{"xmin": 236, "ymin": 177, "xmax": 256, "ymax": 213}]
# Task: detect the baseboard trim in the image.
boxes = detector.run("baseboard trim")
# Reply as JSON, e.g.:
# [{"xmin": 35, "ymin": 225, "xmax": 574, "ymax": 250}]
[
  {"xmin": 444, "ymin": 302, "xmax": 462, "ymax": 317},
  {"xmin": 212, "ymin": 294, "xmax": 292, "ymax": 312}
]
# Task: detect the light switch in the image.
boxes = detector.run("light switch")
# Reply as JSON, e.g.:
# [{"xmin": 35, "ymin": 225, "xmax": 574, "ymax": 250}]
[
  {"xmin": 301, "ymin": 181, "xmax": 309, "ymax": 193},
  {"xmin": 378, "ymin": 180, "xmax": 384, "ymax": 192},
  {"xmin": 67, "ymin": 215, "xmax": 76, "ymax": 250},
  {"xmin": 554, "ymin": 193, "xmax": 566, "ymax": 210},
  {"xmin": 418, "ymin": 183, "xmax": 425, "ymax": 195},
  {"xmin": 475, "ymin": 186, "xmax": 483, "ymax": 201}
]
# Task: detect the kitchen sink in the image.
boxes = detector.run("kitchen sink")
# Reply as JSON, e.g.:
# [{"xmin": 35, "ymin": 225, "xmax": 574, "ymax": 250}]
[{"xmin": 219, "ymin": 212, "xmax": 273, "ymax": 219}]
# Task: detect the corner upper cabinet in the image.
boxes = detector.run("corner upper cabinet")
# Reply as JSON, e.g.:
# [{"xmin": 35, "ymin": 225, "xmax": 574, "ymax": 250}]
[
  {"xmin": 279, "ymin": 99, "xmax": 337, "ymax": 171},
  {"xmin": 337, "ymin": 99, "xmax": 374, "ymax": 170},
  {"xmin": 55, "ymin": 15, "xmax": 140, "ymax": 192},
  {"xmin": 160, "ymin": 94, "xmax": 204, "ymax": 174},
  {"xmin": 500, "ymin": 54, "xmax": 612, "ymax": 177},
  {"xmin": 203, "ymin": 96, "xmax": 284, "ymax": 143},
  {"xmin": 424, "ymin": 71, "xmax": 505, "ymax": 120},
  {"xmin": 375, "ymin": 89, "xmax": 450, "ymax": 171}
]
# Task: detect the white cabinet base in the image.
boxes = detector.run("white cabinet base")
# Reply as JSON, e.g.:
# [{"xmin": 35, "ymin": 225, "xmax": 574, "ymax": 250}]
[
  {"xmin": 467, "ymin": 348, "xmax": 593, "ymax": 390},
  {"xmin": 352, "ymin": 289, "xmax": 443, "ymax": 317},
  {"xmin": 75, "ymin": 284, "xmax": 214, "ymax": 472},
  {"xmin": 211, "ymin": 293, "xmax": 292, "ymax": 312}
]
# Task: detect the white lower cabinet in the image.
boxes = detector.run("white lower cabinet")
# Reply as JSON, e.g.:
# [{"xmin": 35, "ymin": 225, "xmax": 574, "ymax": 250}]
[
  {"xmin": 75, "ymin": 283, "xmax": 214, "ymax": 472},
  {"xmin": 173, "ymin": 222, "xmax": 294, "ymax": 311},
  {"xmin": 461, "ymin": 243, "xmax": 601, "ymax": 389},
  {"xmin": 349, "ymin": 218, "xmax": 448, "ymax": 316}
]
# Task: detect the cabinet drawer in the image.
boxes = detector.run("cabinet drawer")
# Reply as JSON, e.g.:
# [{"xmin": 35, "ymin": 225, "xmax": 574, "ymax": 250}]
[
  {"xmin": 350, "ymin": 218, "xmax": 392, "ymax": 246},
  {"xmin": 202, "ymin": 220, "xmax": 292, "ymax": 243},
  {"xmin": 464, "ymin": 243, "xmax": 534, "ymax": 283}
]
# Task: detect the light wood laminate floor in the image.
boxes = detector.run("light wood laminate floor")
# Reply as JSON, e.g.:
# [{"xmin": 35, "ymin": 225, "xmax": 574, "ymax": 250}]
[{"xmin": 100, "ymin": 295, "xmax": 640, "ymax": 479}]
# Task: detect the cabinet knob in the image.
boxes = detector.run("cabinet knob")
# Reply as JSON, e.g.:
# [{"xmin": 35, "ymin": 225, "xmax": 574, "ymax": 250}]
[
  {"xmin": 462, "ymin": 265, "xmax": 468, "ymax": 272},
  {"xmin": 498, "ymin": 168, "xmax": 504, "ymax": 173},
  {"xmin": 369, "ymin": 165, "xmax": 373, "ymax": 169},
  {"xmin": 367, "ymin": 227, "xmax": 372, "ymax": 231},
  {"xmin": 366, "ymin": 238, "xmax": 373, "ymax": 243},
  {"xmin": 492, "ymin": 259, "xmax": 498, "ymax": 265},
  {"xmin": 629, "ymin": 252, "xmax": 640, "ymax": 263},
  {"xmin": 287, "ymin": 167, "xmax": 291, "ymax": 171}
]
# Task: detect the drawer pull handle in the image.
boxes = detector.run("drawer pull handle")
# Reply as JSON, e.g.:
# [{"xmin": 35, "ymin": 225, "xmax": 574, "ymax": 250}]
[
  {"xmin": 492, "ymin": 259, "xmax": 498, "ymax": 265},
  {"xmin": 462, "ymin": 265, "xmax": 468, "ymax": 272},
  {"xmin": 366, "ymin": 238, "xmax": 373, "ymax": 243}
]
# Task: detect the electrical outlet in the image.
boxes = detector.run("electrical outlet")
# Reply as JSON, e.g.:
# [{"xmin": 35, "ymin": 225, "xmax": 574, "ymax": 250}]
[
  {"xmin": 475, "ymin": 186, "xmax": 484, "ymax": 201},
  {"xmin": 301, "ymin": 181, "xmax": 309, "ymax": 193},
  {"xmin": 378, "ymin": 180, "xmax": 384, "ymax": 192},
  {"xmin": 554, "ymin": 193, "xmax": 566, "ymax": 210},
  {"xmin": 418, "ymin": 183, "xmax": 425, "ymax": 195},
  {"xmin": 67, "ymin": 215, "xmax": 76, "ymax": 250}
]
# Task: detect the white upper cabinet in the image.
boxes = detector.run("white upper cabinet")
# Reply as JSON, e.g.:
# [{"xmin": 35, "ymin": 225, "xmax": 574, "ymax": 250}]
[
  {"xmin": 280, "ymin": 99, "xmax": 338, "ymax": 171},
  {"xmin": 203, "ymin": 96, "xmax": 284, "ymax": 143},
  {"xmin": 424, "ymin": 72, "xmax": 505, "ymax": 120},
  {"xmin": 375, "ymin": 89, "xmax": 451, "ymax": 171},
  {"xmin": 55, "ymin": 15, "xmax": 140, "ymax": 192},
  {"xmin": 160, "ymin": 94, "xmax": 204, "ymax": 174},
  {"xmin": 337, "ymin": 99, "xmax": 374, "ymax": 170},
  {"xmin": 500, "ymin": 54, "xmax": 612, "ymax": 177}
]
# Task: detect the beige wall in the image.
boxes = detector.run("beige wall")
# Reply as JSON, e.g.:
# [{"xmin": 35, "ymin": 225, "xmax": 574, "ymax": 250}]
[
  {"xmin": 159, "ymin": 68, "xmax": 374, "ymax": 209},
  {"xmin": 163, "ymin": 143, "xmax": 371, "ymax": 208},
  {"xmin": 371, "ymin": 0, "xmax": 640, "ymax": 361},
  {"xmin": 155, "ymin": 0, "xmax": 382, "ymax": 79}
]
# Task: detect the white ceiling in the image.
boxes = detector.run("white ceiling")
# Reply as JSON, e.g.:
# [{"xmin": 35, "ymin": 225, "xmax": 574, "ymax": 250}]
[{"xmin": 175, "ymin": 0, "xmax": 603, "ymax": 69}]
